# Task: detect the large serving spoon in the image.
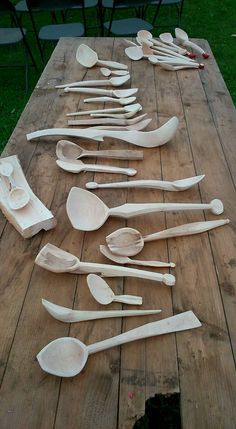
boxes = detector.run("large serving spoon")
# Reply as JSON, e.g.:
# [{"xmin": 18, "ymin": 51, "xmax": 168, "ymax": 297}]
[
  {"xmin": 106, "ymin": 219, "xmax": 229, "ymax": 256},
  {"xmin": 42, "ymin": 299, "xmax": 162, "ymax": 320},
  {"xmin": 76, "ymin": 44, "xmax": 128, "ymax": 70},
  {"xmin": 175, "ymin": 28, "xmax": 209, "ymax": 58},
  {"xmin": 66, "ymin": 102, "xmax": 141, "ymax": 117},
  {"xmin": 66, "ymin": 187, "xmax": 224, "ymax": 232},
  {"xmin": 37, "ymin": 311, "xmax": 201, "ymax": 377},
  {"xmin": 0, "ymin": 162, "xmax": 30, "ymax": 210},
  {"xmin": 56, "ymin": 159, "xmax": 136, "ymax": 176},
  {"xmin": 56, "ymin": 140, "xmax": 143, "ymax": 161},
  {"xmin": 100, "ymin": 245, "xmax": 175, "ymax": 268},
  {"xmin": 84, "ymin": 96, "xmax": 136, "ymax": 106},
  {"xmin": 85, "ymin": 175, "xmax": 205, "ymax": 191},
  {"xmin": 67, "ymin": 114, "xmax": 147, "ymax": 127},
  {"xmin": 56, "ymin": 75, "xmax": 130, "ymax": 89},
  {"xmin": 35, "ymin": 243, "xmax": 176, "ymax": 285},
  {"xmin": 64, "ymin": 87, "xmax": 138, "ymax": 98},
  {"xmin": 27, "ymin": 116, "xmax": 178, "ymax": 147},
  {"xmin": 100, "ymin": 68, "xmax": 129, "ymax": 77},
  {"xmin": 87, "ymin": 274, "xmax": 142, "ymax": 305}
]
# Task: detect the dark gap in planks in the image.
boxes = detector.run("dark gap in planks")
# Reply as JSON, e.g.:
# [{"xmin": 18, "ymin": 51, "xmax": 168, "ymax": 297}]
[{"xmin": 133, "ymin": 392, "xmax": 181, "ymax": 429}]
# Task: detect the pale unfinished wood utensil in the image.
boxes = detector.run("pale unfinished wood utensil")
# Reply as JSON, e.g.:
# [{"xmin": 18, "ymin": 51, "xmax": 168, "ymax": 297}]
[
  {"xmin": 76, "ymin": 43, "xmax": 128, "ymax": 69},
  {"xmin": 67, "ymin": 114, "xmax": 147, "ymax": 126},
  {"xmin": 106, "ymin": 219, "xmax": 230, "ymax": 256},
  {"xmin": 91, "ymin": 111, "xmax": 142, "ymax": 119},
  {"xmin": 66, "ymin": 102, "xmax": 141, "ymax": 117},
  {"xmin": 64, "ymin": 87, "xmax": 138, "ymax": 98},
  {"xmin": 100, "ymin": 68, "xmax": 129, "ymax": 77},
  {"xmin": 37, "ymin": 311, "xmax": 201, "ymax": 377},
  {"xmin": 56, "ymin": 140, "xmax": 143, "ymax": 161},
  {"xmin": 159, "ymin": 63, "xmax": 204, "ymax": 71},
  {"xmin": 35, "ymin": 243, "xmax": 175, "ymax": 285},
  {"xmin": 0, "ymin": 155, "xmax": 56, "ymax": 238},
  {"xmin": 0, "ymin": 162, "xmax": 30, "ymax": 210},
  {"xmin": 67, "ymin": 187, "xmax": 223, "ymax": 232},
  {"xmin": 86, "ymin": 175, "xmax": 205, "ymax": 191},
  {"xmin": 175, "ymin": 28, "xmax": 209, "ymax": 58},
  {"xmin": 56, "ymin": 159, "xmax": 137, "ymax": 176},
  {"xmin": 83, "ymin": 96, "xmax": 136, "ymax": 106},
  {"xmin": 137, "ymin": 33, "xmax": 196, "ymax": 61},
  {"xmin": 100, "ymin": 245, "xmax": 175, "ymax": 268},
  {"xmin": 88, "ymin": 118, "xmax": 151, "ymax": 131},
  {"xmin": 87, "ymin": 274, "xmax": 142, "ymax": 305},
  {"xmin": 56, "ymin": 75, "xmax": 130, "ymax": 89},
  {"xmin": 159, "ymin": 32, "xmax": 189, "ymax": 55}
]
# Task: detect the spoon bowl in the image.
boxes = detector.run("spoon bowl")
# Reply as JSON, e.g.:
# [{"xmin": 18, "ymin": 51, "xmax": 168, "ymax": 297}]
[{"xmin": 76, "ymin": 44, "xmax": 128, "ymax": 69}]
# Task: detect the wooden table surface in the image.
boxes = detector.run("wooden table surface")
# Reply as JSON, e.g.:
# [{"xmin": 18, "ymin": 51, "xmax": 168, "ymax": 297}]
[{"xmin": 0, "ymin": 37, "xmax": 235, "ymax": 429}]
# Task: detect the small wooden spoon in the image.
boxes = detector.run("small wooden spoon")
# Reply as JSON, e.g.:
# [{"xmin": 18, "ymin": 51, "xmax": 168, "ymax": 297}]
[
  {"xmin": 159, "ymin": 32, "xmax": 189, "ymax": 55},
  {"xmin": 37, "ymin": 311, "xmax": 201, "ymax": 377},
  {"xmin": 66, "ymin": 187, "xmax": 224, "ymax": 232},
  {"xmin": 56, "ymin": 140, "xmax": 143, "ymax": 161},
  {"xmin": 76, "ymin": 43, "xmax": 128, "ymax": 69},
  {"xmin": 106, "ymin": 219, "xmax": 229, "ymax": 256},
  {"xmin": 67, "ymin": 113, "xmax": 148, "ymax": 127},
  {"xmin": 100, "ymin": 68, "xmax": 129, "ymax": 77},
  {"xmin": 159, "ymin": 63, "xmax": 204, "ymax": 71},
  {"xmin": 87, "ymin": 274, "xmax": 142, "ymax": 305},
  {"xmin": 64, "ymin": 87, "xmax": 137, "ymax": 98},
  {"xmin": 88, "ymin": 118, "xmax": 152, "ymax": 131},
  {"xmin": 56, "ymin": 159, "xmax": 137, "ymax": 176},
  {"xmin": 100, "ymin": 245, "xmax": 175, "ymax": 268},
  {"xmin": 84, "ymin": 96, "xmax": 136, "ymax": 106},
  {"xmin": 0, "ymin": 162, "xmax": 30, "ymax": 210},
  {"xmin": 56, "ymin": 75, "xmax": 130, "ymax": 89},
  {"xmin": 175, "ymin": 28, "xmax": 209, "ymax": 58},
  {"xmin": 66, "ymin": 103, "xmax": 141, "ymax": 117}
]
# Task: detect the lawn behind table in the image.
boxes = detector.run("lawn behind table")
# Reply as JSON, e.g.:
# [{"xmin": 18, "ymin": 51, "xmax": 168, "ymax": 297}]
[{"xmin": 0, "ymin": 0, "xmax": 235, "ymax": 153}]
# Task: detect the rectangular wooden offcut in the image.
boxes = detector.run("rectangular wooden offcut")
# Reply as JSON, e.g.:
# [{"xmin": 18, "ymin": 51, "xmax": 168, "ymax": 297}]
[{"xmin": 0, "ymin": 38, "xmax": 235, "ymax": 429}]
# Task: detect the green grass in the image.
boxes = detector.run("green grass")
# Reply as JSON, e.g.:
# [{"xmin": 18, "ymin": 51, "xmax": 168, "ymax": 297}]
[{"xmin": 0, "ymin": 0, "xmax": 236, "ymax": 153}]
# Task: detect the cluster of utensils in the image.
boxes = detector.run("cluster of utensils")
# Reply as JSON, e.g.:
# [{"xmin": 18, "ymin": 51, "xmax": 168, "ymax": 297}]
[
  {"xmin": 0, "ymin": 162, "xmax": 30, "ymax": 210},
  {"xmin": 124, "ymin": 28, "xmax": 209, "ymax": 70}
]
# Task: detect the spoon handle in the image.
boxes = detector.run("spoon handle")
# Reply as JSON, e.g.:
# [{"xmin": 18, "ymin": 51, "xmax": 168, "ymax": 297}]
[
  {"xmin": 113, "ymin": 295, "xmax": 143, "ymax": 305},
  {"xmin": 56, "ymin": 160, "xmax": 137, "ymax": 176},
  {"xmin": 85, "ymin": 179, "xmax": 176, "ymax": 190},
  {"xmin": 84, "ymin": 97, "xmax": 125, "ymax": 104},
  {"xmin": 68, "ymin": 118, "xmax": 137, "ymax": 126},
  {"xmin": 96, "ymin": 59, "xmax": 128, "ymax": 70},
  {"xmin": 82, "ymin": 149, "xmax": 143, "ymax": 160},
  {"xmin": 87, "ymin": 311, "xmax": 201, "ymax": 354},
  {"xmin": 64, "ymin": 88, "xmax": 114, "ymax": 96},
  {"xmin": 182, "ymin": 40, "xmax": 206, "ymax": 55},
  {"xmin": 129, "ymin": 260, "xmax": 175, "ymax": 268},
  {"xmin": 143, "ymin": 219, "xmax": 230, "ymax": 243},
  {"xmin": 57, "ymin": 79, "xmax": 110, "ymax": 89},
  {"xmin": 108, "ymin": 200, "xmax": 224, "ymax": 218}
]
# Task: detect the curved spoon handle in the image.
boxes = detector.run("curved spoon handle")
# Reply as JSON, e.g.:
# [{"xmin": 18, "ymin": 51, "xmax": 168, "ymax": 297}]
[
  {"xmin": 64, "ymin": 87, "xmax": 113, "ymax": 95},
  {"xmin": 144, "ymin": 219, "xmax": 230, "ymax": 243},
  {"xmin": 84, "ymin": 97, "xmax": 125, "ymax": 104},
  {"xmin": 113, "ymin": 295, "xmax": 143, "ymax": 305},
  {"xmin": 96, "ymin": 59, "xmax": 128, "ymax": 70},
  {"xmin": 56, "ymin": 160, "xmax": 137, "ymax": 176},
  {"xmin": 85, "ymin": 179, "xmax": 176, "ymax": 190},
  {"xmin": 62, "ymin": 79, "xmax": 110, "ymax": 88},
  {"xmin": 182, "ymin": 40, "xmax": 206, "ymax": 55},
  {"xmin": 87, "ymin": 311, "xmax": 201, "ymax": 354}
]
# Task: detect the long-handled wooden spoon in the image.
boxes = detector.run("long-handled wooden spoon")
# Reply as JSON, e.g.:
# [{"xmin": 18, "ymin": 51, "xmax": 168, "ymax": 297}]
[
  {"xmin": 159, "ymin": 63, "xmax": 204, "ymax": 71},
  {"xmin": 100, "ymin": 67, "xmax": 129, "ymax": 77},
  {"xmin": 64, "ymin": 87, "xmax": 138, "ymax": 98},
  {"xmin": 100, "ymin": 245, "xmax": 175, "ymax": 268},
  {"xmin": 37, "ymin": 311, "xmax": 201, "ymax": 377},
  {"xmin": 87, "ymin": 274, "xmax": 142, "ymax": 305},
  {"xmin": 85, "ymin": 175, "xmax": 205, "ymax": 191},
  {"xmin": 175, "ymin": 28, "xmax": 209, "ymax": 58},
  {"xmin": 66, "ymin": 187, "xmax": 224, "ymax": 232},
  {"xmin": 106, "ymin": 219, "xmax": 230, "ymax": 256},
  {"xmin": 56, "ymin": 140, "xmax": 143, "ymax": 161},
  {"xmin": 0, "ymin": 162, "xmax": 30, "ymax": 210},
  {"xmin": 56, "ymin": 159, "xmax": 137, "ymax": 176},
  {"xmin": 84, "ymin": 96, "xmax": 136, "ymax": 106},
  {"xmin": 159, "ymin": 32, "xmax": 189, "ymax": 55},
  {"xmin": 137, "ymin": 30, "xmax": 189, "ymax": 55},
  {"xmin": 88, "ymin": 118, "xmax": 152, "ymax": 131},
  {"xmin": 76, "ymin": 44, "xmax": 128, "ymax": 69},
  {"xmin": 35, "ymin": 243, "xmax": 176, "ymax": 285},
  {"xmin": 66, "ymin": 102, "xmax": 141, "ymax": 117},
  {"xmin": 56, "ymin": 75, "xmax": 130, "ymax": 89},
  {"xmin": 67, "ymin": 114, "xmax": 147, "ymax": 126}
]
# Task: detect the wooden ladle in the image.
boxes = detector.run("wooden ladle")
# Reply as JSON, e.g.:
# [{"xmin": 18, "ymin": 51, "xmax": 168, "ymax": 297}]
[
  {"xmin": 0, "ymin": 162, "xmax": 30, "ymax": 210},
  {"xmin": 66, "ymin": 187, "xmax": 224, "ymax": 232},
  {"xmin": 56, "ymin": 140, "xmax": 143, "ymax": 161},
  {"xmin": 37, "ymin": 311, "xmax": 201, "ymax": 377},
  {"xmin": 85, "ymin": 175, "xmax": 205, "ymax": 191},
  {"xmin": 106, "ymin": 219, "xmax": 229, "ymax": 256},
  {"xmin": 56, "ymin": 74, "xmax": 130, "ymax": 89},
  {"xmin": 100, "ymin": 245, "xmax": 175, "ymax": 268},
  {"xmin": 76, "ymin": 43, "xmax": 128, "ymax": 69},
  {"xmin": 87, "ymin": 274, "xmax": 142, "ymax": 305}
]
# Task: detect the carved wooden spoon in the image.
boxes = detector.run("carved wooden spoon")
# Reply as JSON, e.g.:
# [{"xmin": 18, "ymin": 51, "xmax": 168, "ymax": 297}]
[
  {"xmin": 66, "ymin": 103, "xmax": 141, "ymax": 117},
  {"xmin": 37, "ymin": 311, "xmax": 201, "ymax": 377},
  {"xmin": 66, "ymin": 187, "xmax": 224, "ymax": 232},
  {"xmin": 67, "ymin": 113, "xmax": 147, "ymax": 126},
  {"xmin": 76, "ymin": 43, "xmax": 128, "ymax": 69},
  {"xmin": 87, "ymin": 274, "xmax": 142, "ymax": 305},
  {"xmin": 0, "ymin": 162, "xmax": 30, "ymax": 210},
  {"xmin": 175, "ymin": 28, "xmax": 209, "ymax": 58},
  {"xmin": 100, "ymin": 245, "xmax": 175, "ymax": 268},
  {"xmin": 56, "ymin": 74, "xmax": 130, "ymax": 89},
  {"xmin": 56, "ymin": 159, "xmax": 137, "ymax": 176},
  {"xmin": 106, "ymin": 219, "xmax": 229, "ymax": 256},
  {"xmin": 100, "ymin": 68, "xmax": 129, "ymax": 77}
]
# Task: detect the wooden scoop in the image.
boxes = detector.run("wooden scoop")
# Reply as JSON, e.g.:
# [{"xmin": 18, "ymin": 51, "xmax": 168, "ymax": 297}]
[
  {"xmin": 37, "ymin": 311, "xmax": 201, "ymax": 377},
  {"xmin": 100, "ymin": 245, "xmax": 175, "ymax": 268},
  {"xmin": 175, "ymin": 28, "xmax": 209, "ymax": 58},
  {"xmin": 87, "ymin": 274, "xmax": 142, "ymax": 305},
  {"xmin": 56, "ymin": 159, "xmax": 137, "ymax": 176},
  {"xmin": 0, "ymin": 162, "xmax": 30, "ymax": 210},
  {"xmin": 66, "ymin": 187, "xmax": 224, "ymax": 232},
  {"xmin": 76, "ymin": 43, "xmax": 128, "ymax": 69},
  {"xmin": 56, "ymin": 140, "xmax": 143, "ymax": 161},
  {"xmin": 56, "ymin": 75, "xmax": 130, "ymax": 89},
  {"xmin": 66, "ymin": 103, "xmax": 141, "ymax": 117},
  {"xmin": 106, "ymin": 219, "xmax": 229, "ymax": 256},
  {"xmin": 100, "ymin": 68, "xmax": 129, "ymax": 77},
  {"xmin": 85, "ymin": 175, "xmax": 205, "ymax": 191},
  {"xmin": 35, "ymin": 243, "xmax": 176, "ymax": 285}
]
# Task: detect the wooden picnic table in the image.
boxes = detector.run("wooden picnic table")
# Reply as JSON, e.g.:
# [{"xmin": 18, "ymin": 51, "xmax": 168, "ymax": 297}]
[{"xmin": 0, "ymin": 37, "xmax": 236, "ymax": 429}]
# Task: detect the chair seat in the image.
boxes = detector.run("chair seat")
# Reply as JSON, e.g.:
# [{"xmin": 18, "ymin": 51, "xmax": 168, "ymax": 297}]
[
  {"xmin": 150, "ymin": 0, "xmax": 182, "ymax": 4},
  {"xmin": 0, "ymin": 28, "xmax": 26, "ymax": 45},
  {"xmin": 39, "ymin": 23, "xmax": 84, "ymax": 40},
  {"xmin": 104, "ymin": 18, "xmax": 153, "ymax": 36}
]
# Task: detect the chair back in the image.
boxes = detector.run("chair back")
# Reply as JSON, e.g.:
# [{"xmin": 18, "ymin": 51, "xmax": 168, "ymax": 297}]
[
  {"xmin": 0, "ymin": 0, "xmax": 16, "ymax": 13},
  {"xmin": 25, "ymin": 0, "xmax": 84, "ymax": 11}
]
